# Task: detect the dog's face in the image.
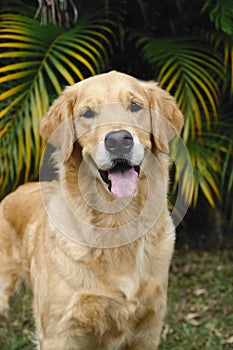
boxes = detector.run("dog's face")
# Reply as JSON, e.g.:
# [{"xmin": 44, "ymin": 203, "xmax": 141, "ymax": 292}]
[{"xmin": 40, "ymin": 71, "xmax": 183, "ymax": 198}]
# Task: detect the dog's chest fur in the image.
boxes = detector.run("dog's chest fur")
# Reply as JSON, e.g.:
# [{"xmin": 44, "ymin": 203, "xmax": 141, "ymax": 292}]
[{"xmin": 37, "ymin": 234, "xmax": 164, "ymax": 347}]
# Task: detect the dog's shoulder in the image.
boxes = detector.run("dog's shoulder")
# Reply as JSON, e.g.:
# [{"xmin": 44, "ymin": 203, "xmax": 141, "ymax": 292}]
[{"xmin": 0, "ymin": 181, "xmax": 57, "ymax": 234}]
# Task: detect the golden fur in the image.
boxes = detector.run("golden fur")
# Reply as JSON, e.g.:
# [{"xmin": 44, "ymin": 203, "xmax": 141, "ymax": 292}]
[{"xmin": 0, "ymin": 71, "xmax": 183, "ymax": 349}]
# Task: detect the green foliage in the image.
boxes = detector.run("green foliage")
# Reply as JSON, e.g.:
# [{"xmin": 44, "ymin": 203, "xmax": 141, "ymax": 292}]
[
  {"xmin": 132, "ymin": 0, "xmax": 233, "ymax": 215},
  {"xmin": 138, "ymin": 37, "xmax": 223, "ymax": 137},
  {"xmin": 0, "ymin": 0, "xmax": 233, "ymax": 226},
  {"xmin": 202, "ymin": 0, "xmax": 233, "ymax": 36},
  {"xmin": 0, "ymin": 12, "xmax": 113, "ymax": 198}
]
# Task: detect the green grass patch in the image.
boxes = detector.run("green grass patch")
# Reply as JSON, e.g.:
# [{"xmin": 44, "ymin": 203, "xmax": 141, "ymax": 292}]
[
  {"xmin": 0, "ymin": 250, "xmax": 233, "ymax": 349},
  {"xmin": 0, "ymin": 290, "xmax": 34, "ymax": 350},
  {"xmin": 161, "ymin": 250, "xmax": 233, "ymax": 350}
]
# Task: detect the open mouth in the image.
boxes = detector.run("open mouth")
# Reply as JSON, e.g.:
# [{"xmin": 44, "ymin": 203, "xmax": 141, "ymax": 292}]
[{"xmin": 99, "ymin": 159, "xmax": 140, "ymax": 198}]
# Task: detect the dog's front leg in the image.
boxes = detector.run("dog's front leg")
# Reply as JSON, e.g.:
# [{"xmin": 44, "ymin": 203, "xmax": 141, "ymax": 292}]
[{"xmin": 126, "ymin": 308, "xmax": 165, "ymax": 350}]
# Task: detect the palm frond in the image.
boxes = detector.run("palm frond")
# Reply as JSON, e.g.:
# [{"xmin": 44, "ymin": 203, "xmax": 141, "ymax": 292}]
[
  {"xmin": 0, "ymin": 14, "xmax": 113, "ymax": 198},
  {"xmin": 170, "ymin": 133, "xmax": 221, "ymax": 209},
  {"xmin": 137, "ymin": 37, "xmax": 224, "ymax": 141},
  {"xmin": 137, "ymin": 35, "xmax": 227, "ymax": 208},
  {"xmin": 201, "ymin": 0, "xmax": 233, "ymax": 36},
  {"xmin": 216, "ymin": 103, "xmax": 233, "ymax": 226},
  {"xmin": 202, "ymin": 30, "xmax": 233, "ymax": 94}
]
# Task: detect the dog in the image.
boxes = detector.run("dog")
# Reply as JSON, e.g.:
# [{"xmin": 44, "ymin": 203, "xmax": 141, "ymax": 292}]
[{"xmin": 0, "ymin": 71, "xmax": 183, "ymax": 349}]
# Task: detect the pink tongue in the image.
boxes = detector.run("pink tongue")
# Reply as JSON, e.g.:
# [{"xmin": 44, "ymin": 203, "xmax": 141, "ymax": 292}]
[{"xmin": 108, "ymin": 167, "xmax": 138, "ymax": 198}]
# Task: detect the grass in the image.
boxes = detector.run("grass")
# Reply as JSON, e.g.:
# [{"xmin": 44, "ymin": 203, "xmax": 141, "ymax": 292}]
[
  {"xmin": 161, "ymin": 250, "xmax": 233, "ymax": 350},
  {"xmin": 0, "ymin": 290, "xmax": 34, "ymax": 350},
  {"xmin": 0, "ymin": 250, "xmax": 232, "ymax": 349}
]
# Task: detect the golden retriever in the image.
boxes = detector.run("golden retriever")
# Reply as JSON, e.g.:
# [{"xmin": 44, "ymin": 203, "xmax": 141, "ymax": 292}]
[{"xmin": 0, "ymin": 71, "xmax": 183, "ymax": 349}]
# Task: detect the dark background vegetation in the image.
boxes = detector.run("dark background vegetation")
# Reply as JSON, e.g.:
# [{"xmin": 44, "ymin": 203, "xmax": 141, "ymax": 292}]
[
  {"xmin": 1, "ymin": 0, "xmax": 233, "ymax": 249},
  {"xmin": 0, "ymin": 1, "xmax": 233, "ymax": 348},
  {"xmin": 1, "ymin": 0, "xmax": 233, "ymax": 250}
]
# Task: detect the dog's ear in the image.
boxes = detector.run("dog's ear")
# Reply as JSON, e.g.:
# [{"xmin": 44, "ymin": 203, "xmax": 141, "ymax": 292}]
[
  {"xmin": 142, "ymin": 82, "xmax": 184, "ymax": 154},
  {"xmin": 40, "ymin": 87, "xmax": 76, "ymax": 162}
]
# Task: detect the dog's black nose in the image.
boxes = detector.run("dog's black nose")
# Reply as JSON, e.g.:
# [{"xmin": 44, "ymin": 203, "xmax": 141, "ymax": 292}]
[{"xmin": 105, "ymin": 130, "xmax": 134, "ymax": 154}]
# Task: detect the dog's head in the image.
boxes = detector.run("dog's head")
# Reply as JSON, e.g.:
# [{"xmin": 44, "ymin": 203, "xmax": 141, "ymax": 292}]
[{"xmin": 40, "ymin": 71, "xmax": 183, "ymax": 199}]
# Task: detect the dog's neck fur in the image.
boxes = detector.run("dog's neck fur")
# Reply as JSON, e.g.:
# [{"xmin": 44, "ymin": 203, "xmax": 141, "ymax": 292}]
[
  {"xmin": 61, "ymin": 159, "xmax": 145, "ymax": 227},
  {"xmin": 48, "ymin": 145, "xmax": 170, "ymax": 248}
]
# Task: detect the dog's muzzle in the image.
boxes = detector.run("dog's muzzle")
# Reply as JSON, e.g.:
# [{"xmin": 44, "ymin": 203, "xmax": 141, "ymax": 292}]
[{"xmin": 99, "ymin": 130, "xmax": 140, "ymax": 198}]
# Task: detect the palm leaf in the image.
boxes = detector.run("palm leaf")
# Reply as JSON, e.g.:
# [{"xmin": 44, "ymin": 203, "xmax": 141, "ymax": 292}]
[
  {"xmin": 216, "ymin": 103, "xmax": 233, "ymax": 226},
  {"xmin": 170, "ymin": 134, "xmax": 221, "ymax": 209},
  {"xmin": 0, "ymin": 14, "xmax": 113, "ymax": 199},
  {"xmin": 137, "ymin": 36, "xmax": 226, "ymax": 207},
  {"xmin": 137, "ymin": 37, "xmax": 224, "ymax": 141},
  {"xmin": 203, "ymin": 30, "xmax": 233, "ymax": 94},
  {"xmin": 202, "ymin": 0, "xmax": 233, "ymax": 36}
]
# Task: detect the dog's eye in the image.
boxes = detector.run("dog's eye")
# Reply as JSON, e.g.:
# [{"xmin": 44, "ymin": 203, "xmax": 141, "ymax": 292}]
[
  {"xmin": 82, "ymin": 109, "xmax": 94, "ymax": 119},
  {"xmin": 130, "ymin": 102, "xmax": 142, "ymax": 113}
]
